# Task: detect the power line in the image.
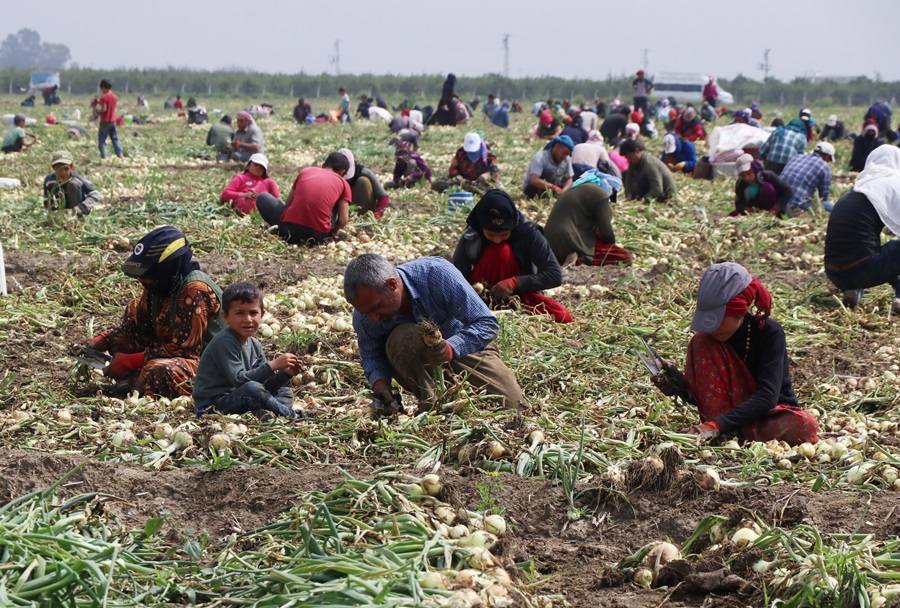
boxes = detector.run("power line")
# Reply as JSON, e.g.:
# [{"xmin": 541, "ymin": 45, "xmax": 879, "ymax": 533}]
[
  {"xmin": 758, "ymin": 49, "xmax": 771, "ymax": 81},
  {"xmin": 330, "ymin": 40, "xmax": 341, "ymax": 77},
  {"xmin": 503, "ymin": 34, "xmax": 510, "ymax": 78}
]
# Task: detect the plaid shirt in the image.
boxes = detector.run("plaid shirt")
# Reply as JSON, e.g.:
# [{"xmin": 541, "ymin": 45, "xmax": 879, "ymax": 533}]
[
  {"xmin": 781, "ymin": 153, "xmax": 832, "ymax": 210},
  {"xmin": 353, "ymin": 257, "xmax": 498, "ymax": 387},
  {"xmin": 759, "ymin": 129, "xmax": 807, "ymax": 165}
]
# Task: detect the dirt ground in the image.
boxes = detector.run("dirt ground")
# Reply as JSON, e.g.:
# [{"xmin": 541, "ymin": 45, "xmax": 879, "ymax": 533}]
[{"xmin": 1, "ymin": 445, "xmax": 896, "ymax": 608}]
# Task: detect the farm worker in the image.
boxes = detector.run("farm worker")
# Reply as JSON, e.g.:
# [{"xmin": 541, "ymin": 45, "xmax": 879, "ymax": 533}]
[
  {"xmin": 578, "ymin": 104, "xmax": 599, "ymax": 132},
  {"xmin": 824, "ymin": 145, "xmax": 900, "ymax": 313},
  {"xmin": 631, "ymin": 69, "xmax": 653, "ymax": 119},
  {"xmin": 206, "ymin": 115, "xmax": 235, "ymax": 161},
  {"xmin": 220, "ymin": 153, "xmax": 280, "ymax": 216},
  {"xmin": 356, "ymin": 94, "xmax": 372, "ymax": 120},
  {"xmin": 523, "ymin": 136, "xmax": 575, "ymax": 199},
  {"xmin": 572, "ymin": 130, "xmax": 613, "ymax": 175},
  {"xmin": 534, "ymin": 109, "xmax": 562, "ymax": 140},
  {"xmin": 173, "ymin": 95, "xmax": 184, "ymax": 110},
  {"xmin": 389, "ymin": 110, "xmax": 411, "ymax": 133},
  {"xmin": 700, "ymin": 101, "xmax": 716, "ymax": 123},
  {"xmin": 661, "ymin": 132, "xmax": 697, "ymax": 174},
  {"xmin": 385, "ymin": 142, "xmax": 432, "ymax": 189},
  {"xmin": 43, "ymin": 151, "xmax": 101, "ymax": 215},
  {"xmin": 427, "ymin": 73, "xmax": 458, "ymax": 126},
  {"xmin": 798, "ymin": 109, "xmax": 818, "ymax": 143},
  {"xmin": 491, "ymin": 103, "xmax": 510, "ymax": 129},
  {"xmin": 703, "ymin": 76, "xmax": 719, "ymax": 107},
  {"xmin": 92, "ymin": 79, "xmax": 123, "ymax": 159},
  {"xmin": 432, "ymin": 132, "xmax": 500, "ymax": 195},
  {"xmin": 599, "ymin": 107, "xmax": 629, "ymax": 143},
  {"xmin": 819, "ymin": 115, "xmax": 845, "ymax": 142},
  {"xmin": 1, "ymin": 114, "xmax": 36, "ymax": 153},
  {"xmin": 780, "ymin": 142, "xmax": 834, "ymax": 213},
  {"xmin": 344, "ymin": 253, "xmax": 529, "ymax": 414},
  {"xmin": 193, "ymin": 282, "xmax": 319, "ymax": 420},
  {"xmin": 452, "ymin": 190, "xmax": 571, "ymax": 323},
  {"xmin": 729, "ymin": 154, "xmax": 793, "ymax": 217},
  {"xmin": 293, "ymin": 98, "xmax": 313, "ymax": 124},
  {"xmin": 730, "ymin": 109, "xmax": 759, "ymax": 128},
  {"xmin": 620, "ymin": 139, "xmax": 677, "ymax": 202},
  {"xmin": 864, "ymin": 102, "xmax": 894, "ymax": 141},
  {"xmin": 481, "ymin": 94, "xmax": 499, "ymax": 120},
  {"xmin": 673, "ymin": 107, "xmax": 706, "ymax": 142},
  {"xmin": 543, "ymin": 182, "xmax": 632, "ymax": 268},
  {"xmin": 651, "ymin": 263, "xmax": 819, "ymax": 445},
  {"xmin": 84, "ymin": 226, "xmax": 224, "ymax": 398},
  {"xmin": 256, "ymin": 152, "xmax": 352, "ymax": 245},
  {"xmin": 625, "ymin": 122, "xmax": 641, "ymax": 142},
  {"xmin": 849, "ymin": 121, "xmax": 884, "ymax": 172},
  {"xmin": 749, "ymin": 102, "xmax": 763, "ymax": 121},
  {"xmin": 388, "ymin": 120, "xmax": 425, "ymax": 150},
  {"xmin": 163, "ymin": 97, "xmax": 175, "ymax": 109},
  {"xmin": 560, "ymin": 114, "xmax": 589, "ymax": 145},
  {"xmin": 758, "ymin": 118, "xmax": 807, "ymax": 175},
  {"xmin": 229, "ymin": 111, "xmax": 263, "ymax": 162},
  {"xmin": 334, "ymin": 148, "xmax": 392, "ymax": 218},
  {"xmin": 335, "ymin": 87, "xmax": 351, "ymax": 123}
]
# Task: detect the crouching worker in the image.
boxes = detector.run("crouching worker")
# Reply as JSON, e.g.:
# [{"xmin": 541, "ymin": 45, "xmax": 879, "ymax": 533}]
[
  {"xmin": 344, "ymin": 253, "xmax": 529, "ymax": 414},
  {"xmin": 193, "ymin": 282, "xmax": 318, "ymax": 419},
  {"xmin": 85, "ymin": 226, "xmax": 224, "ymax": 398},
  {"xmin": 452, "ymin": 190, "xmax": 572, "ymax": 323},
  {"xmin": 43, "ymin": 151, "xmax": 101, "ymax": 215},
  {"xmin": 651, "ymin": 263, "xmax": 819, "ymax": 446}
]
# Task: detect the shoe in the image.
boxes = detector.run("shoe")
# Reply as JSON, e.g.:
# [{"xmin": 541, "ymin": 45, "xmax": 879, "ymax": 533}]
[
  {"xmin": 842, "ymin": 289, "xmax": 863, "ymax": 309},
  {"xmin": 373, "ymin": 211, "xmax": 384, "ymax": 220},
  {"xmin": 892, "ymin": 298, "xmax": 900, "ymax": 315},
  {"xmin": 561, "ymin": 252, "xmax": 579, "ymax": 270},
  {"xmin": 250, "ymin": 409, "xmax": 275, "ymax": 422}
]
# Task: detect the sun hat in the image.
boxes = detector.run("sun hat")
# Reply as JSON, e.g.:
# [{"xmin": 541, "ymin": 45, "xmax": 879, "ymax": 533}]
[
  {"xmin": 247, "ymin": 153, "xmax": 268, "ymax": 172},
  {"xmin": 463, "ymin": 132, "xmax": 482, "ymax": 153},
  {"xmin": 735, "ymin": 153, "xmax": 754, "ymax": 174},
  {"xmin": 50, "ymin": 150, "xmax": 74, "ymax": 166},
  {"xmin": 690, "ymin": 263, "xmax": 752, "ymax": 333}
]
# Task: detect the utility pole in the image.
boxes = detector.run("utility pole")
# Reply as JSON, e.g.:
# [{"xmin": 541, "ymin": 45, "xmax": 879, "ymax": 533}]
[
  {"xmin": 330, "ymin": 40, "xmax": 341, "ymax": 77},
  {"xmin": 503, "ymin": 34, "xmax": 510, "ymax": 78},
  {"xmin": 758, "ymin": 49, "xmax": 771, "ymax": 81},
  {"xmin": 643, "ymin": 49, "xmax": 648, "ymax": 71}
]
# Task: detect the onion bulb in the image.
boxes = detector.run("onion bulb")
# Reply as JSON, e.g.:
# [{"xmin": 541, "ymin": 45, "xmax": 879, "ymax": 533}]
[
  {"xmin": 466, "ymin": 546, "xmax": 496, "ymax": 570},
  {"xmin": 459, "ymin": 530, "xmax": 497, "ymax": 549},
  {"xmin": 473, "ymin": 283, "xmax": 485, "ymax": 294},
  {"xmin": 845, "ymin": 463, "xmax": 874, "ymax": 485},
  {"xmin": 152, "ymin": 423, "xmax": 174, "ymax": 441},
  {"xmin": 420, "ymin": 474, "xmax": 442, "ymax": 496},
  {"xmin": 753, "ymin": 559, "xmax": 775, "ymax": 574},
  {"xmin": 484, "ymin": 514, "xmax": 506, "ymax": 536},
  {"xmin": 446, "ymin": 588, "xmax": 481, "ymax": 608},
  {"xmin": 209, "ymin": 433, "xmax": 232, "ymax": 452},
  {"xmin": 693, "ymin": 467, "xmax": 721, "ymax": 491},
  {"xmin": 882, "ymin": 466, "xmax": 898, "ymax": 485},
  {"xmin": 732, "ymin": 527, "xmax": 760, "ymax": 548},
  {"xmin": 646, "ymin": 454, "xmax": 665, "ymax": 475},
  {"xmin": 172, "ymin": 430, "xmax": 193, "ymax": 450},
  {"xmin": 57, "ymin": 410, "xmax": 72, "ymax": 423},
  {"xmin": 484, "ymin": 441, "xmax": 508, "ymax": 460},
  {"xmin": 111, "ymin": 429, "xmax": 136, "ymax": 448},
  {"xmin": 796, "ymin": 442, "xmax": 816, "ymax": 459},
  {"xmin": 633, "ymin": 567, "xmax": 654, "ymax": 589},
  {"xmin": 449, "ymin": 524, "xmax": 470, "ymax": 539},
  {"xmin": 484, "ymin": 583, "xmax": 509, "ymax": 603},
  {"xmin": 486, "ymin": 566, "xmax": 511, "ymax": 586},
  {"xmin": 434, "ymin": 506, "xmax": 456, "ymax": 525},
  {"xmin": 418, "ymin": 571, "xmax": 450, "ymax": 590},
  {"xmin": 455, "ymin": 569, "xmax": 481, "ymax": 587},
  {"xmin": 11, "ymin": 411, "xmax": 32, "ymax": 422},
  {"xmin": 643, "ymin": 541, "xmax": 681, "ymax": 571}
]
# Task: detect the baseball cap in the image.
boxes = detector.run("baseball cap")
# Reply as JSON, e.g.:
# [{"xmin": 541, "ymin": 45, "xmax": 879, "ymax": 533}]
[
  {"xmin": 735, "ymin": 153, "xmax": 753, "ymax": 174},
  {"xmin": 826, "ymin": 115, "xmax": 838, "ymax": 127},
  {"xmin": 50, "ymin": 150, "xmax": 74, "ymax": 166},
  {"xmin": 663, "ymin": 133, "xmax": 677, "ymax": 154},
  {"xmin": 814, "ymin": 142, "xmax": 835, "ymax": 159},
  {"xmin": 690, "ymin": 263, "xmax": 752, "ymax": 333},
  {"xmin": 121, "ymin": 226, "xmax": 190, "ymax": 278},
  {"xmin": 337, "ymin": 148, "xmax": 355, "ymax": 179},
  {"xmin": 463, "ymin": 132, "xmax": 482, "ymax": 153},
  {"xmin": 247, "ymin": 153, "xmax": 268, "ymax": 172}
]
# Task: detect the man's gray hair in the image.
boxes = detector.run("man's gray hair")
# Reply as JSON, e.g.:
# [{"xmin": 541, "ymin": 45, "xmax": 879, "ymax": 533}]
[{"xmin": 344, "ymin": 254, "xmax": 399, "ymax": 302}]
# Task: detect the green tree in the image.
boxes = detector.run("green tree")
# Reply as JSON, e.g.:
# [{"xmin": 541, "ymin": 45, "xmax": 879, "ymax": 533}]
[{"xmin": 0, "ymin": 29, "xmax": 70, "ymax": 69}]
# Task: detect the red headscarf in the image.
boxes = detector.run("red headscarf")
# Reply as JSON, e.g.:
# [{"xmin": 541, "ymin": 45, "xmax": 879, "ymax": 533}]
[{"xmin": 724, "ymin": 279, "xmax": 772, "ymax": 326}]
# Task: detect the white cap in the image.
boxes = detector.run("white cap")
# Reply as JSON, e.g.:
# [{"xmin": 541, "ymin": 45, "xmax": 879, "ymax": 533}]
[
  {"xmin": 735, "ymin": 153, "xmax": 753, "ymax": 174},
  {"xmin": 663, "ymin": 133, "xmax": 677, "ymax": 154},
  {"xmin": 827, "ymin": 115, "xmax": 838, "ymax": 127},
  {"xmin": 337, "ymin": 148, "xmax": 355, "ymax": 179},
  {"xmin": 247, "ymin": 153, "xmax": 268, "ymax": 171},
  {"xmin": 814, "ymin": 141, "xmax": 835, "ymax": 159},
  {"xmin": 463, "ymin": 132, "xmax": 482, "ymax": 153}
]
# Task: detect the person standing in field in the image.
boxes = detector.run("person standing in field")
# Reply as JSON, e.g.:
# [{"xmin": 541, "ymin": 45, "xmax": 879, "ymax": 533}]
[
  {"xmin": 338, "ymin": 87, "xmax": 352, "ymax": 123},
  {"xmin": 631, "ymin": 70, "xmax": 653, "ymax": 122},
  {"xmin": 92, "ymin": 79, "xmax": 123, "ymax": 159},
  {"xmin": 703, "ymin": 76, "xmax": 719, "ymax": 107}
]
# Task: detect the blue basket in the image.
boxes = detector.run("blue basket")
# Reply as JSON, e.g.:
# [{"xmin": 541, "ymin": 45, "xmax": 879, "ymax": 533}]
[{"xmin": 447, "ymin": 191, "xmax": 475, "ymax": 212}]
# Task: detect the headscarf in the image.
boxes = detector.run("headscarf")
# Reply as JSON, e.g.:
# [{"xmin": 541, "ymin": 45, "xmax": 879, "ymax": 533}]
[
  {"xmin": 468, "ymin": 189, "xmax": 519, "ymax": 233},
  {"xmin": 629, "ymin": 110, "xmax": 643, "ymax": 125},
  {"xmin": 587, "ymin": 129, "xmax": 603, "ymax": 143},
  {"xmin": 853, "ymin": 145, "xmax": 900, "ymax": 236},
  {"xmin": 236, "ymin": 110, "xmax": 254, "ymax": 126},
  {"xmin": 539, "ymin": 109, "xmax": 553, "ymax": 127},
  {"xmin": 543, "ymin": 135, "xmax": 574, "ymax": 151},
  {"xmin": 121, "ymin": 226, "xmax": 200, "ymax": 296},
  {"xmin": 724, "ymin": 279, "xmax": 772, "ymax": 327},
  {"xmin": 864, "ymin": 119, "xmax": 879, "ymax": 135},
  {"xmin": 733, "ymin": 110, "xmax": 749, "ymax": 122},
  {"xmin": 660, "ymin": 99, "xmax": 669, "ymax": 108},
  {"xmin": 337, "ymin": 148, "xmax": 356, "ymax": 179},
  {"xmin": 785, "ymin": 118, "xmax": 806, "ymax": 135},
  {"xmin": 625, "ymin": 123, "xmax": 640, "ymax": 139}
]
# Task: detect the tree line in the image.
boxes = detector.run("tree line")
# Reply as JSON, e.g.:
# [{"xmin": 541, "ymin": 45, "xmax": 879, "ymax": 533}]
[{"xmin": 2, "ymin": 66, "xmax": 897, "ymax": 108}]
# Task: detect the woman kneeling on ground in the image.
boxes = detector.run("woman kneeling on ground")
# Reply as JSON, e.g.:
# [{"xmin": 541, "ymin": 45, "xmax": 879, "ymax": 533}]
[
  {"xmin": 652, "ymin": 262, "xmax": 819, "ymax": 446},
  {"xmin": 730, "ymin": 153, "xmax": 793, "ymax": 218},
  {"xmin": 220, "ymin": 153, "xmax": 280, "ymax": 216},
  {"xmin": 452, "ymin": 189, "xmax": 572, "ymax": 323}
]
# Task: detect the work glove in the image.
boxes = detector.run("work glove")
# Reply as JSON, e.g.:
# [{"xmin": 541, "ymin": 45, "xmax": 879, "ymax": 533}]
[
  {"xmin": 70, "ymin": 334, "xmax": 108, "ymax": 356},
  {"xmin": 370, "ymin": 380, "xmax": 401, "ymax": 415},
  {"xmin": 424, "ymin": 341, "xmax": 454, "ymax": 365},
  {"xmin": 650, "ymin": 362, "xmax": 692, "ymax": 402},
  {"xmin": 549, "ymin": 184, "xmax": 563, "ymax": 194},
  {"xmin": 103, "ymin": 352, "xmax": 145, "ymax": 379},
  {"xmin": 489, "ymin": 277, "xmax": 518, "ymax": 302},
  {"xmin": 373, "ymin": 195, "xmax": 390, "ymax": 219},
  {"xmin": 683, "ymin": 421, "xmax": 721, "ymax": 440}
]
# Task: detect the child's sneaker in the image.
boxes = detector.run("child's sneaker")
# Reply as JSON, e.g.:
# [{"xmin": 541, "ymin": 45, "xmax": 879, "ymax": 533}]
[{"xmin": 842, "ymin": 289, "xmax": 863, "ymax": 308}]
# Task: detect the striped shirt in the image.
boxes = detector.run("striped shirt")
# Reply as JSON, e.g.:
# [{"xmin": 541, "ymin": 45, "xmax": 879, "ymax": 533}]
[
  {"xmin": 759, "ymin": 129, "xmax": 807, "ymax": 165},
  {"xmin": 781, "ymin": 153, "xmax": 832, "ymax": 210},
  {"xmin": 353, "ymin": 257, "xmax": 499, "ymax": 387}
]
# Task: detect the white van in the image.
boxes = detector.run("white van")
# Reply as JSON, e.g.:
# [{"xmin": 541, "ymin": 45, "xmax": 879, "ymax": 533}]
[{"xmin": 649, "ymin": 72, "xmax": 735, "ymax": 106}]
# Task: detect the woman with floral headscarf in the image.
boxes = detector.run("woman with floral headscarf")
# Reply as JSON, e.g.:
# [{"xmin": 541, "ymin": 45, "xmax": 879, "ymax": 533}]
[
  {"xmin": 453, "ymin": 190, "xmax": 571, "ymax": 323},
  {"xmin": 81, "ymin": 226, "xmax": 224, "ymax": 398},
  {"xmin": 230, "ymin": 111, "xmax": 264, "ymax": 161},
  {"xmin": 730, "ymin": 153, "xmax": 793, "ymax": 217},
  {"xmin": 651, "ymin": 262, "xmax": 819, "ymax": 445}
]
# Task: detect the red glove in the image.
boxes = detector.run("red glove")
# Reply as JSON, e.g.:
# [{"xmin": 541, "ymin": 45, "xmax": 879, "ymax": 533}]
[
  {"xmin": 375, "ymin": 195, "xmax": 390, "ymax": 212},
  {"xmin": 424, "ymin": 341, "xmax": 454, "ymax": 365},
  {"xmin": 489, "ymin": 277, "xmax": 518, "ymax": 301},
  {"xmin": 104, "ymin": 352, "xmax": 145, "ymax": 378},
  {"xmin": 687, "ymin": 420, "xmax": 721, "ymax": 440},
  {"xmin": 549, "ymin": 184, "xmax": 563, "ymax": 193}
]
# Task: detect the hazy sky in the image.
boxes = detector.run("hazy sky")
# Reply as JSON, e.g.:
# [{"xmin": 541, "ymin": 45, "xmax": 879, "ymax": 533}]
[{"xmin": 7, "ymin": 0, "xmax": 900, "ymax": 82}]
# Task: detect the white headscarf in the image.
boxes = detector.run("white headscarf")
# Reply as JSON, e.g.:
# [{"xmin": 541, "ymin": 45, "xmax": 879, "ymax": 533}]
[
  {"xmin": 337, "ymin": 148, "xmax": 356, "ymax": 179},
  {"xmin": 853, "ymin": 144, "xmax": 900, "ymax": 235}
]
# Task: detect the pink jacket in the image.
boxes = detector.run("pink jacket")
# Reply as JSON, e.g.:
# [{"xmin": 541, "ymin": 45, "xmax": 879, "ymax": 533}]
[{"xmin": 221, "ymin": 173, "xmax": 280, "ymax": 215}]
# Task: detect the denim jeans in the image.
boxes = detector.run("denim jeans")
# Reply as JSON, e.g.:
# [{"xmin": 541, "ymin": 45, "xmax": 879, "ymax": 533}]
[
  {"xmin": 98, "ymin": 122, "xmax": 122, "ymax": 158},
  {"xmin": 209, "ymin": 377, "xmax": 297, "ymax": 418},
  {"xmin": 256, "ymin": 192, "xmax": 331, "ymax": 245},
  {"xmin": 230, "ymin": 149, "xmax": 253, "ymax": 162},
  {"xmin": 825, "ymin": 240, "xmax": 900, "ymax": 297}
]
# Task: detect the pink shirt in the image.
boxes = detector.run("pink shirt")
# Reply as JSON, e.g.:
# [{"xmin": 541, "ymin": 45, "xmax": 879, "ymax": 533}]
[
  {"xmin": 281, "ymin": 167, "xmax": 351, "ymax": 234},
  {"xmin": 100, "ymin": 92, "xmax": 117, "ymax": 123},
  {"xmin": 221, "ymin": 173, "xmax": 280, "ymax": 215}
]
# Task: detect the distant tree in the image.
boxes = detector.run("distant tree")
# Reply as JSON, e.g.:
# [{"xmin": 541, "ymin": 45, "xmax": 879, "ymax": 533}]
[{"xmin": 0, "ymin": 28, "xmax": 70, "ymax": 69}]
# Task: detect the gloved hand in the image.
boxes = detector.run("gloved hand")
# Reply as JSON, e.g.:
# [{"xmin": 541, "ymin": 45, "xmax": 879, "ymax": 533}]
[
  {"xmin": 424, "ymin": 341, "xmax": 454, "ymax": 365},
  {"xmin": 70, "ymin": 334, "xmax": 108, "ymax": 356},
  {"xmin": 549, "ymin": 184, "xmax": 563, "ymax": 194},
  {"xmin": 370, "ymin": 380, "xmax": 400, "ymax": 415},
  {"xmin": 375, "ymin": 195, "xmax": 390, "ymax": 212},
  {"xmin": 489, "ymin": 277, "xmax": 518, "ymax": 302},
  {"xmin": 650, "ymin": 362, "xmax": 691, "ymax": 401},
  {"xmin": 684, "ymin": 421, "xmax": 720, "ymax": 440},
  {"xmin": 103, "ymin": 352, "xmax": 145, "ymax": 379}
]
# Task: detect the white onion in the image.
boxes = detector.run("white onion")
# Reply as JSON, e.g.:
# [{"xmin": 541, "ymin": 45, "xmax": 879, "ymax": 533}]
[
  {"xmin": 484, "ymin": 514, "xmax": 506, "ymax": 536},
  {"xmin": 633, "ymin": 567, "xmax": 654, "ymax": 589},
  {"xmin": 459, "ymin": 530, "xmax": 497, "ymax": 549},
  {"xmin": 466, "ymin": 546, "xmax": 496, "ymax": 570},
  {"xmin": 57, "ymin": 410, "xmax": 73, "ymax": 423},
  {"xmin": 846, "ymin": 463, "xmax": 874, "ymax": 485},
  {"xmin": 418, "ymin": 571, "xmax": 449, "ymax": 590},
  {"xmin": 434, "ymin": 506, "xmax": 456, "ymax": 525},
  {"xmin": 172, "ymin": 430, "xmax": 194, "ymax": 450},
  {"xmin": 209, "ymin": 433, "xmax": 232, "ymax": 452},
  {"xmin": 732, "ymin": 527, "xmax": 760, "ymax": 548},
  {"xmin": 420, "ymin": 474, "xmax": 442, "ymax": 496},
  {"xmin": 111, "ymin": 430, "xmax": 135, "ymax": 448},
  {"xmin": 449, "ymin": 525, "xmax": 470, "ymax": 539},
  {"xmin": 152, "ymin": 423, "xmax": 174, "ymax": 441},
  {"xmin": 455, "ymin": 568, "xmax": 481, "ymax": 587},
  {"xmin": 643, "ymin": 541, "xmax": 681, "ymax": 571},
  {"xmin": 694, "ymin": 467, "xmax": 721, "ymax": 491}
]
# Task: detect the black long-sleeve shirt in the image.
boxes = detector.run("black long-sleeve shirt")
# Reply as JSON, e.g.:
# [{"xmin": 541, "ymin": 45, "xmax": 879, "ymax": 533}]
[
  {"xmin": 713, "ymin": 315, "xmax": 798, "ymax": 433},
  {"xmin": 824, "ymin": 190, "xmax": 885, "ymax": 265}
]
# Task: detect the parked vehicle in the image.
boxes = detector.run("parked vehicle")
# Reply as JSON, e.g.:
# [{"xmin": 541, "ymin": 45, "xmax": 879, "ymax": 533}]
[{"xmin": 650, "ymin": 73, "xmax": 735, "ymax": 106}]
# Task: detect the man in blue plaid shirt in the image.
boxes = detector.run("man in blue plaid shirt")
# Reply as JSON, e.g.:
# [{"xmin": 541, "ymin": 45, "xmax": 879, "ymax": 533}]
[
  {"xmin": 759, "ymin": 118, "xmax": 808, "ymax": 175},
  {"xmin": 781, "ymin": 142, "xmax": 835, "ymax": 213},
  {"xmin": 345, "ymin": 253, "xmax": 527, "ymax": 414}
]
